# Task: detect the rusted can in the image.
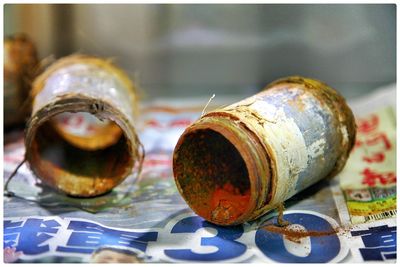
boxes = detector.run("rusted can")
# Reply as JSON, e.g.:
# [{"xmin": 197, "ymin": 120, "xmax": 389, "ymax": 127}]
[
  {"xmin": 173, "ymin": 76, "xmax": 356, "ymax": 225},
  {"xmin": 4, "ymin": 34, "xmax": 38, "ymax": 127},
  {"xmin": 25, "ymin": 54, "xmax": 142, "ymax": 197}
]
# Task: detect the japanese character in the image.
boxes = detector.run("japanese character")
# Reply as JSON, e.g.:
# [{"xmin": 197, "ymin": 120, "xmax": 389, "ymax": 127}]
[
  {"xmin": 365, "ymin": 133, "xmax": 392, "ymax": 150},
  {"xmin": 351, "ymin": 225, "xmax": 396, "ymax": 261},
  {"xmin": 56, "ymin": 220, "xmax": 158, "ymax": 254},
  {"xmin": 357, "ymin": 114, "xmax": 379, "ymax": 134},
  {"xmin": 4, "ymin": 220, "xmax": 23, "ymax": 248},
  {"xmin": 361, "ymin": 168, "xmax": 396, "ymax": 186},
  {"xmin": 4, "ymin": 219, "xmax": 61, "ymax": 255},
  {"xmin": 363, "ymin": 152, "xmax": 385, "ymax": 163}
]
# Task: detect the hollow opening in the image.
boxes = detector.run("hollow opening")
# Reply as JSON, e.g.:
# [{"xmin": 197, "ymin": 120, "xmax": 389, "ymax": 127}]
[
  {"xmin": 51, "ymin": 112, "xmax": 123, "ymax": 150},
  {"xmin": 30, "ymin": 112, "xmax": 132, "ymax": 197},
  {"xmin": 174, "ymin": 129, "xmax": 251, "ymax": 224}
]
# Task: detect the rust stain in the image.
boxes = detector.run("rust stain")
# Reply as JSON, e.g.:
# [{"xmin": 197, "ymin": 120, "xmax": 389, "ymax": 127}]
[
  {"xmin": 25, "ymin": 55, "xmax": 142, "ymax": 197},
  {"xmin": 173, "ymin": 76, "xmax": 356, "ymax": 226},
  {"xmin": 210, "ymin": 182, "xmax": 251, "ymax": 222},
  {"xmin": 276, "ymin": 202, "xmax": 290, "ymax": 226},
  {"xmin": 262, "ymin": 224, "xmax": 339, "ymax": 243}
]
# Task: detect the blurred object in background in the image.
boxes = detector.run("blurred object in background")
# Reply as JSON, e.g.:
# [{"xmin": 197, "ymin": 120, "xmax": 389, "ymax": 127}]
[
  {"xmin": 4, "ymin": 33, "xmax": 39, "ymax": 129},
  {"xmin": 4, "ymin": 4, "xmax": 396, "ymax": 100}
]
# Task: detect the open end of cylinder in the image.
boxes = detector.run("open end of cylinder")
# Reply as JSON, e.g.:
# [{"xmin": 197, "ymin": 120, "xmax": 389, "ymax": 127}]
[
  {"xmin": 29, "ymin": 112, "xmax": 133, "ymax": 197},
  {"xmin": 174, "ymin": 128, "xmax": 252, "ymax": 225}
]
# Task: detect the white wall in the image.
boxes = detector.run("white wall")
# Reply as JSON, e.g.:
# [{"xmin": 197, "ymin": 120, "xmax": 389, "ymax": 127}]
[{"xmin": 4, "ymin": 4, "xmax": 396, "ymax": 100}]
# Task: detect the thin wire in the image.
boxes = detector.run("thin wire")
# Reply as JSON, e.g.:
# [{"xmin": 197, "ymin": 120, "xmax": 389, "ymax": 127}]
[
  {"xmin": 3, "ymin": 157, "xmax": 57, "ymax": 206},
  {"xmin": 201, "ymin": 94, "xmax": 216, "ymax": 117},
  {"xmin": 4, "ymin": 158, "xmax": 26, "ymax": 197}
]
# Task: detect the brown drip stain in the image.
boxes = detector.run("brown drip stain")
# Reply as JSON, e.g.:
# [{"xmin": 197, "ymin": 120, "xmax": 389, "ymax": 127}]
[
  {"xmin": 263, "ymin": 225, "xmax": 339, "ymax": 243},
  {"xmin": 262, "ymin": 203, "xmax": 339, "ymax": 243},
  {"xmin": 276, "ymin": 203, "xmax": 290, "ymax": 226}
]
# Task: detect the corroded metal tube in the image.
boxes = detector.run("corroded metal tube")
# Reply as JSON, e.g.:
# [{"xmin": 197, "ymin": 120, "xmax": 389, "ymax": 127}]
[
  {"xmin": 25, "ymin": 55, "xmax": 142, "ymax": 197},
  {"xmin": 173, "ymin": 76, "xmax": 356, "ymax": 225}
]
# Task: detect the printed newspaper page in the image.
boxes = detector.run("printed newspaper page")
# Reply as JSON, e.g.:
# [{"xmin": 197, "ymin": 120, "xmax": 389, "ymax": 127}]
[{"xmin": 3, "ymin": 84, "xmax": 396, "ymax": 263}]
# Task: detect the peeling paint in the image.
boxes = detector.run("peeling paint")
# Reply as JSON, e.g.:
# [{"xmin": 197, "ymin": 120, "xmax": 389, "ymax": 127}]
[
  {"xmin": 173, "ymin": 76, "xmax": 356, "ymax": 225},
  {"xmin": 308, "ymin": 138, "xmax": 326, "ymax": 159}
]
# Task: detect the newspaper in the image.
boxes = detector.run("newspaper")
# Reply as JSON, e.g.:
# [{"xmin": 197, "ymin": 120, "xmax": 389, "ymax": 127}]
[{"xmin": 2, "ymin": 85, "xmax": 396, "ymax": 263}]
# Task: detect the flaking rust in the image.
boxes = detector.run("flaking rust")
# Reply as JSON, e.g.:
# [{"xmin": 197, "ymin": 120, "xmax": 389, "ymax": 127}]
[
  {"xmin": 25, "ymin": 55, "xmax": 143, "ymax": 197},
  {"xmin": 173, "ymin": 76, "xmax": 356, "ymax": 226}
]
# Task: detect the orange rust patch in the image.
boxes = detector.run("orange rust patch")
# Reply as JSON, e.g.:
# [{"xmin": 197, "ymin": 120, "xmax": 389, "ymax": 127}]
[{"xmin": 210, "ymin": 182, "xmax": 250, "ymax": 222}]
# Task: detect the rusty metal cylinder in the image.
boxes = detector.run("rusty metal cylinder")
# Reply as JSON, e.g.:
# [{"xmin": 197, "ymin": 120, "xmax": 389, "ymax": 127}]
[
  {"xmin": 173, "ymin": 76, "xmax": 356, "ymax": 225},
  {"xmin": 25, "ymin": 55, "xmax": 142, "ymax": 197}
]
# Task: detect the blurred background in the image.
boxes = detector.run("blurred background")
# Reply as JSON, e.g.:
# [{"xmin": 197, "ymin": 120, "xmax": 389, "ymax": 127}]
[{"xmin": 4, "ymin": 4, "xmax": 396, "ymax": 100}]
